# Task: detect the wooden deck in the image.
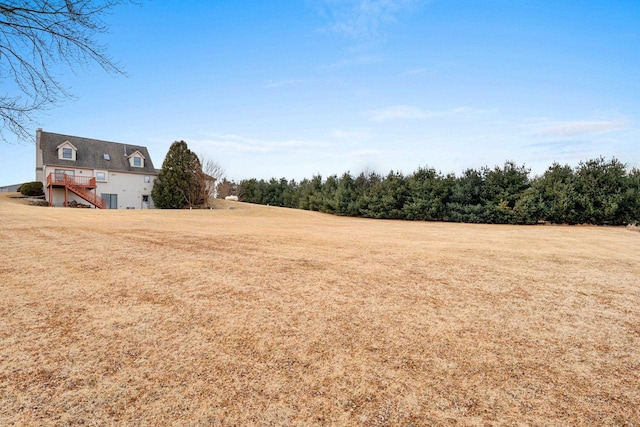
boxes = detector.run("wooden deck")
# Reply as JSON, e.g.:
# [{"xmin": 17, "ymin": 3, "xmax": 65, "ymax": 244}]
[{"xmin": 46, "ymin": 173, "xmax": 105, "ymax": 209}]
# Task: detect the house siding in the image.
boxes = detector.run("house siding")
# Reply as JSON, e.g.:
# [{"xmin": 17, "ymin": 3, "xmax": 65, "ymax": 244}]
[
  {"xmin": 36, "ymin": 130, "xmax": 158, "ymax": 209},
  {"xmin": 93, "ymin": 171, "xmax": 155, "ymax": 209}
]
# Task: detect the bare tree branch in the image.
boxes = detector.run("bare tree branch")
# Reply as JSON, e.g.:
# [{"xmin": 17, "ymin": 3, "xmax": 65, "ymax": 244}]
[
  {"xmin": 198, "ymin": 153, "xmax": 225, "ymax": 205},
  {"xmin": 0, "ymin": 0, "xmax": 134, "ymax": 143}
]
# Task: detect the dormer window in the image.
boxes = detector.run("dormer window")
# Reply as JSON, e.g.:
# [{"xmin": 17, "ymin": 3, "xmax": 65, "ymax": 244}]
[
  {"xmin": 57, "ymin": 141, "xmax": 77, "ymax": 161},
  {"xmin": 128, "ymin": 150, "xmax": 145, "ymax": 168},
  {"xmin": 103, "ymin": 153, "xmax": 110, "ymax": 161}
]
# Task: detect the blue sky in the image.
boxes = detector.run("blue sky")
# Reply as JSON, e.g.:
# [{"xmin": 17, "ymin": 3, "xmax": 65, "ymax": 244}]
[{"xmin": 2, "ymin": 0, "xmax": 639, "ymax": 185}]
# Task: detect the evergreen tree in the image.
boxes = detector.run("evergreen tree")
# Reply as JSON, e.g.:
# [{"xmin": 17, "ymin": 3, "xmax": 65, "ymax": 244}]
[
  {"xmin": 152, "ymin": 141, "xmax": 204, "ymax": 209},
  {"xmin": 334, "ymin": 173, "xmax": 358, "ymax": 216},
  {"xmin": 528, "ymin": 163, "xmax": 580, "ymax": 224},
  {"xmin": 404, "ymin": 167, "xmax": 449, "ymax": 221},
  {"xmin": 481, "ymin": 161, "xmax": 531, "ymax": 223},
  {"xmin": 575, "ymin": 157, "xmax": 628, "ymax": 225},
  {"xmin": 626, "ymin": 168, "xmax": 640, "ymax": 224}
]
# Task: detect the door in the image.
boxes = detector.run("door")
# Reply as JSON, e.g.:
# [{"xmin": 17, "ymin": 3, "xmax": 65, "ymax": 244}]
[
  {"xmin": 142, "ymin": 195, "xmax": 149, "ymax": 209},
  {"xmin": 100, "ymin": 193, "xmax": 118, "ymax": 209}
]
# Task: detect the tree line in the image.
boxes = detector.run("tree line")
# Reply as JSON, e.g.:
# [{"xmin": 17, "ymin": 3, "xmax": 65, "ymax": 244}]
[{"xmin": 235, "ymin": 158, "xmax": 640, "ymax": 225}]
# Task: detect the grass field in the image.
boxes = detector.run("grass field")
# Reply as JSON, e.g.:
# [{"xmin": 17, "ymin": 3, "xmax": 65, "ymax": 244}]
[{"xmin": 1, "ymin": 193, "xmax": 638, "ymax": 425}]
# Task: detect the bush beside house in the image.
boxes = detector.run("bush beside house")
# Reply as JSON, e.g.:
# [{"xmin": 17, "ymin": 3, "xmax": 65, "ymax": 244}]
[{"xmin": 19, "ymin": 181, "xmax": 44, "ymax": 197}]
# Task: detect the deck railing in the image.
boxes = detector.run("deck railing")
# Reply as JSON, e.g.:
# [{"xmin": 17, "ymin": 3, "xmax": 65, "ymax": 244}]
[{"xmin": 47, "ymin": 173, "xmax": 96, "ymax": 188}]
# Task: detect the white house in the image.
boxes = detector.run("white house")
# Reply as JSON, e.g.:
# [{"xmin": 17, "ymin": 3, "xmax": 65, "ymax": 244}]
[{"xmin": 36, "ymin": 129, "xmax": 158, "ymax": 209}]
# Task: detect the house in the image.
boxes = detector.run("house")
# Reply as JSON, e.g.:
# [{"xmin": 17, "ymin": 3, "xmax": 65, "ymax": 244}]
[
  {"xmin": 35, "ymin": 129, "xmax": 158, "ymax": 209},
  {"xmin": 0, "ymin": 184, "xmax": 21, "ymax": 193}
]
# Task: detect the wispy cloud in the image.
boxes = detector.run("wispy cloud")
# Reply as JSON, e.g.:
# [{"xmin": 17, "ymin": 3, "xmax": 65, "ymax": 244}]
[
  {"xmin": 522, "ymin": 118, "xmax": 633, "ymax": 167},
  {"xmin": 521, "ymin": 140, "xmax": 605, "ymax": 167},
  {"xmin": 323, "ymin": 54, "xmax": 382, "ymax": 69},
  {"xmin": 368, "ymin": 105, "xmax": 497, "ymax": 121},
  {"xmin": 191, "ymin": 134, "xmax": 329, "ymax": 154},
  {"xmin": 315, "ymin": 0, "xmax": 422, "ymax": 40},
  {"xmin": 532, "ymin": 120, "xmax": 629, "ymax": 137},
  {"xmin": 524, "ymin": 140, "xmax": 594, "ymax": 155},
  {"xmin": 330, "ymin": 128, "xmax": 371, "ymax": 139},
  {"xmin": 369, "ymin": 105, "xmax": 432, "ymax": 120}
]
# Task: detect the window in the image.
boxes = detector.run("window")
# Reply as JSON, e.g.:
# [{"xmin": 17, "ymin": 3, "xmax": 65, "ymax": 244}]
[
  {"xmin": 96, "ymin": 171, "xmax": 107, "ymax": 182},
  {"xmin": 144, "ymin": 176, "xmax": 150, "ymax": 183},
  {"xmin": 128, "ymin": 151, "xmax": 145, "ymax": 168},
  {"xmin": 57, "ymin": 142, "xmax": 77, "ymax": 161},
  {"xmin": 54, "ymin": 169, "xmax": 74, "ymax": 182},
  {"xmin": 103, "ymin": 153, "xmax": 110, "ymax": 161}
]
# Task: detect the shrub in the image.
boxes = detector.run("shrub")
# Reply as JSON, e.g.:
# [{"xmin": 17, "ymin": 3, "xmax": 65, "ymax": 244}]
[{"xmin": 19, "ymin": 181, "xmax": 44, "ymax": 197}]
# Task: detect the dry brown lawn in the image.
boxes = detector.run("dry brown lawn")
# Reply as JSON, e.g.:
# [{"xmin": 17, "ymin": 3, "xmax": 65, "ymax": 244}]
[{"xmin": 1, "ymin": 193, "xmax": 639, "ymax": 426}]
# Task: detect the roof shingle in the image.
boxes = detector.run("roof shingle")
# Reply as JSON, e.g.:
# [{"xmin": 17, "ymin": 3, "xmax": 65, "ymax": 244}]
[{"xmin": 39, "ymin": 131, "xmax": 157, "ymax": 174}]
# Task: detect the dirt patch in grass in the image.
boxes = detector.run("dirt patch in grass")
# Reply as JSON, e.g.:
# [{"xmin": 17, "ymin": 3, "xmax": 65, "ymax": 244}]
[{"xmin": 1, "ymin": 193, "xmax": 639, "ymax": 425}]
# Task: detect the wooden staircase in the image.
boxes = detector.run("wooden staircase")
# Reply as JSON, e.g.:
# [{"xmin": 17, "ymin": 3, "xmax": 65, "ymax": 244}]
[
  {"xmin": 46, "ymin": 173, "xmax": 106, "ymax": 209},
  {"xmin": 65, "ymin": 176, "xmax": 106, "ymax": 209}
]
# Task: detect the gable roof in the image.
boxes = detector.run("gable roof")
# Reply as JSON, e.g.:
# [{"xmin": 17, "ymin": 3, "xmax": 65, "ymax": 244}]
[
  {"xmin": 39, "ymin": 131, "xmax": 157, "ymax": 174},
  {"xmin": 127, "ymin": 150, "xmax": 145, "ymax": 159},
  {"xmin": 56, "ymin": 141, "xmax": 77, "ymax": 150}
]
